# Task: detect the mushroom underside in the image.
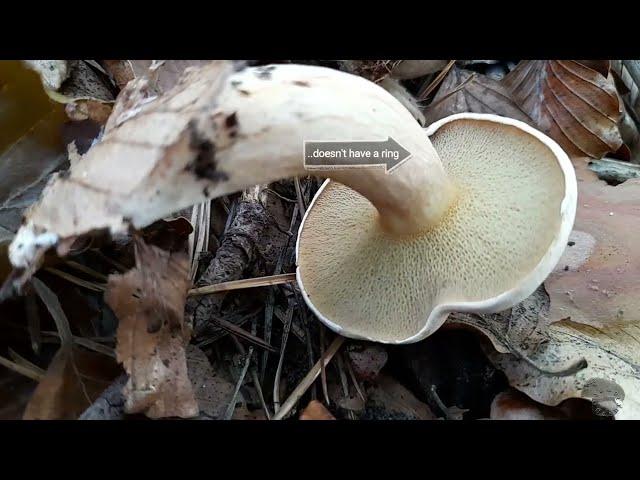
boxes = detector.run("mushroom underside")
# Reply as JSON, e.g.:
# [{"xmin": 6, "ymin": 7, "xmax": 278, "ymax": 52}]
[{"xmin": 297, "ymin": 119, "xmax": 569, "ymax": 343}]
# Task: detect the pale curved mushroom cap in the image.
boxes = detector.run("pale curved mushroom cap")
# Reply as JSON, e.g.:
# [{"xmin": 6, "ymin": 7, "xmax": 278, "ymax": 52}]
[{"xmin": 296, "ymin": 113, "xmax": 577, "ymax": 344}]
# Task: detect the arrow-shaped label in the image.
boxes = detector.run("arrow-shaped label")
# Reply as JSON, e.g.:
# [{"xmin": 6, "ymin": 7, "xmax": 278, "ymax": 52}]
[{"xmin": 303, "ymin": 137, "xmax": 412, "ymax": 174}]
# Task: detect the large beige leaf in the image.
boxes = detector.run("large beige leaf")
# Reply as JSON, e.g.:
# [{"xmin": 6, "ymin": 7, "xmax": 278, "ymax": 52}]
[
  {"xmin": 451, "ymin": 158, "xmax": 640, "ymax": 418},
  {"xmin": 487, "ymin": 317, "xmax": 640, "ymax": 419},
  {"xmin": 105, "ymin": 237, "xmax": 198, "ymax": 419},
  {"xmin": 423, "ymin": 66, "xmax": 532, "ymax": 125},
  {"xmin": 503, "ymin": 60, "xmax": 623, "ymax": 158},
  {"xmin": 451, "ymin": 287, "xmax": 640, "ymax": 419}
]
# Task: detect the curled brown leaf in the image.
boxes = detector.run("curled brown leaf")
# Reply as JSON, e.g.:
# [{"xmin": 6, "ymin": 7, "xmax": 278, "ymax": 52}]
[
  {"xmin": 423, "ymin": 66, "xmax": 532, "ymax": 125},
  {"xmin": 105, "ymin": 238, "xmax": 198, "ymax": 419},
  {"xmin": 504, "ymin": 60, "xmax": 623, "ymax": 158}
]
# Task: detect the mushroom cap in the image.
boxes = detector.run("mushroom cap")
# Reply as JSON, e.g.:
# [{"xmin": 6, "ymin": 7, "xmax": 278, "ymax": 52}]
[{"xmin": 296, "ymin": 113, "xmax": 577, "ymax": 344}]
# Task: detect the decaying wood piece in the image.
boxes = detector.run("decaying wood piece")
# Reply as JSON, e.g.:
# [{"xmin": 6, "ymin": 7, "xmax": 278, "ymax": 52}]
[
  {"xmin": 105, "ymin": 237, "xmax": 197, "ymax": 418},
  {"xmin": 187, "ymin": 184, "xmax": 290, "ymax": 338},
  {"xmin": 588, "ymin": 157, "xmax": 640, "ymax": 184},
  {"xmin": 78, "ymin": 374, "xmax": 128, "ymax": 420}
]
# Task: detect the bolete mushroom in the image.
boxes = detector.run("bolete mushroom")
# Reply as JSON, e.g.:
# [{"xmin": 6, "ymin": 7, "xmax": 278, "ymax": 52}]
[
  {"xmin": 8, "ymin": 62, "xmax": 577, "ymax": 344},
  {"xmin": 297, "ymin": 113, "xmax": 576, "ymax": 343}
]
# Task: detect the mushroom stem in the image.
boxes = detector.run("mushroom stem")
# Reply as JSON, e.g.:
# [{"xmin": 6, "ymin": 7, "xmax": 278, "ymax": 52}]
[
  {"xmin": 211, "ymin": 65, "xmax": 456, "ymax": 235},
  {"xmin": 9, "ymin": 63, "xmax": 459, "ymax": 271}
]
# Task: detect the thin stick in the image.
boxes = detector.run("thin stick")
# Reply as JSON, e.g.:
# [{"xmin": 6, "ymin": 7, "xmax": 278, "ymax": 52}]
[
  {"xmin": 90, "ymin": 249, "xmax": 127, "ymax": 273},
  {"xmin": 344, "ymin": 352, "xmax": 366, "ymax": 403},
  {"xmin": 261, "ymin": 287, "xmax": 276, "ymax": 383},
  {"xmin": 0, "ymin": 355, "xmax": 44, "ymax": 382},
  {"xmin": 294, "ymin": 177, "xmax": 307, "ymax": 217},
  {"xmin": 418, "ymin": 59, "xmax": 456, "ymax": 100},
  {"xmin": 40, "ymin": 332, "xmax": 116, "ymax": 358},
  {"xmin": 335, "ymin": 352, "xmax": 355, "ymax": 420},
  {"xmin": 8, "ymin": 348, "xmax": 46, "ymax": 377},
  {"xmin": 261, "ymin": 207, "xmax": 296, "ymax": 380},
  {"xmin": 287, "ymin": 204, "xmax": 299, "ymax": 237},
  {"xmin": 273, "ymin": 305, "xmax": 306, "ymax": 343},
  {"xmin": 31, "ymin": 278, "xmax": 91, "ymax": 405},
  {"xmin": 272, "ymin": 335, "xmax": 345, "ymax": 420},
  {"xmin": 25, "ymin": 293, "xmax": 41, "ymax": 354},
  {"xmin": 424, "ymin": 73, "xmax": 476, "ymax": 111},
  {"xmin": 206, "ymin": 317, "xmax": 277, "ymax": 352},
  {"xmin": 222, "ymin": 198, "xmax": 238, "ymax": 236},
  {"xmin": 43, "ymin": 267, "xmax": 106, "ymax": 292},
  {"xmin": 430, "ymin": 385, "xmax": 453, "ymax": 420},
  {"xmin": 263, "ymin": 188, "xmax": 297, "ymax": 203},
  {"xmin": 224, "ymin": 346, "xmax": 254, "ymax": 420},
  {"xmin": 188, "ymin": 273, "xmax": 296, "ymax": 296},
  {"xmin": 319, "ymin": 324, "xmax": 330, "ymax": 405},
  {"xmin": 231, "ymin": 336, "xmax": 271, "ymax": 420},
  {"xmin": 293, "ymin": 289, "xmax": 316, "ymax": 401},
  {"xmin": 273, "ymin": 303, "xmax": 294, "ymax": 413},
  {"xmin": 64, "ymin": 260, "xmax": 109, "ymax": 282}
]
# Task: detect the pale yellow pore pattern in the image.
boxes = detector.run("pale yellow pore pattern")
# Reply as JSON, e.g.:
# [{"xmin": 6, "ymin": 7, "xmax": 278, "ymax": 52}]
[{"xmin": 298, "ymin": 120, "xmax": 566, "ymax": 342}]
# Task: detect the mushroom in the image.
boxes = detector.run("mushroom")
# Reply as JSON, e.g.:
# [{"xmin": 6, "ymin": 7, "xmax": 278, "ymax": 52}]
[
  {"xmin": 298, "ymin": 113, "xmax": 576, "ymax": 343},
  {"xmin": 8, "ymin": 62, "xmax": 577, "ymax": 344}
]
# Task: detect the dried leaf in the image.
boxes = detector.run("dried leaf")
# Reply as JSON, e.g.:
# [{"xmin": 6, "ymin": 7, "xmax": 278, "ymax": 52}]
[
  {"xmin": 299, "ymin": 400, "xmax": 336, "ymax": 420},
  {"xmin": 487, "ymin": 317, "xmax": 640, "ymax": 419},
  {"xmin": 546, "ymin": 159, "xmax": 640, "ymax": 327},
  {"xmin": 231, "ymin": 404, "xmax": 268, "ymax": 420},
  {"xmin": 453, "ymin": 284, "xmax": 640, "ymax": 419},
  {"xmin": 0, "ymin": 61, "xmax": 67, "ymax": 247},
  {"xmin": 390, "ymin": 60, "xmax": 449, "ymax": 80},
  {"xmin": 346, "ymin": 344, "xmax": 388, "ymax": 381},
  {"xmin": 363, "ymin": 374, "xmax": 437, "ymax": 420},
  {"xmin": 65, "ymin": 100, "xmax": 113, "ymax": 125},
  {"xmin": 443, "ymin": 405, "xmax": 469, "ymax": 420},
  {"xmin": 0, "ymin": 61, "xmax": 67, "ymax": 284},
  {"xmin": 448, "ymin": 287, "xmax": 554, "ymax": 357},
  {"xmin": 23, "ymin": 347, "xmax": 120, "ymax": 420},
  {"xmin": 17, "ymin": 61, "xmax": 235, "ymax": 245},
  {"xmin": 129, "ymin": 60, "xmax": 215, "ymax": 95},
  {"xmin": 26, "ymin": 60, "xmax": 115, "ymax": 104},
  {"xmin": 503, "ymin": 60, "xmax": 623, "ymax": 158},
  {"xmin": 0, "ymin": 370, "xmax": 36, "ymax": 419},
  {"xmin": 451, "ymin": 158, "xmax": 640, "ymax": 419},
  {"xmin": 102, "ymin": 60, "xmax": 135, "ymax": 90},
  {"xmin": 186, "ymin": 345, "xmax": 235, "ymax": 419},
  {"xmin": 423, "ymin": 66, "xmax": 532, "ymax": 125},
  {"xmin": 490, "ymin": 389, "xmax": 568, "ymax": 420},
  {"xmin": 105, "ymin": 238, "xmax": 197, "ymax": 418},
  {"xmin": 338, "ymin": 60, "xmax": 400, "ymax": 83},
  {"xmin": 22, "ymin": 60, "xmax": 69, "ymax": 90}
]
